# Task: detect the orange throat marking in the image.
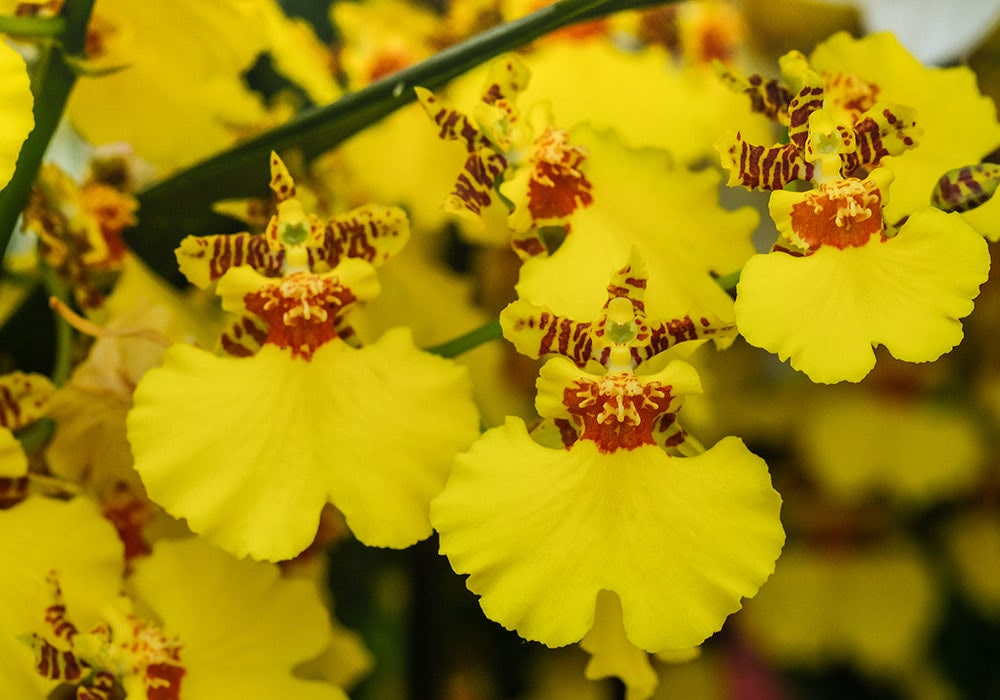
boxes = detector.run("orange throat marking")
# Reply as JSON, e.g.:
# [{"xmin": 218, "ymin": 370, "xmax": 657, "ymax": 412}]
[
  {"xmin": 562, "ymin": 373, "xmax": 673, "ymax": 453},
  {"xmin": 790, "ymin": 177, "xmax": 885, "ymax": 251},
  {"xmin": 243, "ymin": 272, "xmax": 357, "ymax": 360}
]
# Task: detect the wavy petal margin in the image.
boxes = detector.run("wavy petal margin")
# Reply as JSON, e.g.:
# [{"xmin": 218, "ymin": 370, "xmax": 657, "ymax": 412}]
[
  {"xmin": 128, "ymin": 329, "xmax": 479, "ymax": 560},
  {"xmin": 132, "ymin": 538, "xmax": 347, "ymax": 700},
  {"xmin": 735, "ymin": 208, "xmax": 989, "ymax": 383},
  {"xmin": 432, "ymin": 419, "xmax": 783, "ymax": 651}
]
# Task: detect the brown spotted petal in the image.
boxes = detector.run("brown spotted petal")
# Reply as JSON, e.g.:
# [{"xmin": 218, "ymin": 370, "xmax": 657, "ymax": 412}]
[
  {"xmin": 268, "ymin": 150, "xmax": 297, "ymax": 203},
  {"xmin": 176, "ymin": 232, "xmax": 284, "ymax": 289},
  {"xmin": 310, "ymin": 204, "xmax": 410, "ymax": 271},
  {"xmin": 716, "ymin": 66, "xmax": 793, "ymax": 122},
  {"xmin": 415, "ymin": 86, "xmax": 493, "ymax": 153},
  {"xmin": 218, "ymin": 315, "xmax": 269, "ymax": 359},
  {"xmin": 0, "ymin": 372, "xmax": 55, "ymax": 431},
  {"xmin": 719, "ymin": 135, "xmax": 813, "ymax": 191},
  {"xmin": 640, "ymin": 314, "xmax": 737, "ymax": 362},
  {"xmin": 501, "ymin": 300, "xmax": 596, "ymax": 367},
  {"xmin": 446, "ymin": 148, "xmax": 508, "ymax": 218},
  {"xmin": 718, "ymin": 69, "xmax": 824, "ymax": 191},
  {"xmin": 840, "ymin": 103, "xmax": 921, "ymax": 173},
  {"xmin": 502, "ymin": 257, "xmax": 735, "ymax": 369},
  {"xmin": 786, "ymin": 80, "xmax": 826, "ymax": 152},
  {"xmin": 474, "ymin": 55, "xmax": 531, "ymax": 151},
  {"xmin": 932, "ymin": 163, "xmax": 1000, "ymax": 213},
  {"xmin": 415, "ymin": 86, "xmax": 509, "ymax": 219}
]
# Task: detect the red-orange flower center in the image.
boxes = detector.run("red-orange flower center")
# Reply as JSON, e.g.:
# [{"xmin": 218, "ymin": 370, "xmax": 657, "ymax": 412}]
[
  {"xmin": 790, "ymin": 177, "xmax": 884, "ymax": 251},
  {"xmin": 243, "ymin": 272, "xmax": 357, "ymax": 360},
  {"xmin": 527, "ymin": 127, "xmax": 594, "ymax": 221},
  {"xmin": 562, "ymin": 373, "xmax": 674, "ymax": 453}
]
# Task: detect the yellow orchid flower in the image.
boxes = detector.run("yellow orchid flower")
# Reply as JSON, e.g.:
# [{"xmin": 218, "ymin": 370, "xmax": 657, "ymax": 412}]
[
  {"xmin": 68, "ymin": 0, "xmax": 336, "ymax": 173},
  {"xmin": 127, "ymin": 154, "xmax": 480, "ymax": 561},
  {"xmin": 26, "ymin": 537, "xmax": 349, "ymax": 699},
  {"xmin": 0, "ymin": 495, "xmax": 123, "ymax": 697},
  {"xmin": 808, "ymin": 31, "xmax": 1000, "ymax": 240},
  {"xmin": 23, "ymin": 162, "xmax": 138, "ymax": 309},
  {"xmin": 735, "ymin": 168, "xmax": 989, "ymax": 383},
  {"xmin": 719, "ymin": 41, "xmax": 992, "ymax": 383},
  {"xmin": 416, "ymin": 54, "xmax": 595, "ymax": 245},
  {"xmin": 432, "ymin": 257, "xmax": 783, "ymax": 662}
]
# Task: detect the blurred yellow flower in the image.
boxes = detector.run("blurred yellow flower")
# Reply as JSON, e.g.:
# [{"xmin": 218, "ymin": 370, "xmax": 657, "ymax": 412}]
[
  {"xmin": 0, "ymin": 371, "xmax": 55, "ymax": 478},
  {"xmin": 946, "ymin": 509, "xmax": 1000, "ymax": 617},
  {"xmin": 23, "ymin": 162, "xmax": 138, "ymax": 309},
  {"xmin": 68, "ymin": 0, "xmax": 335, "ymax": 173},
  {"xmin": 28, "ymin": 537, "xmax": 349, "ymax": 699},
  {"xmin": 513, "ymin": 36, "xmax": 772, "ymax": 167},
  {"xmin": 332, "ymin": 0, "xmax": 439, "ymax": 89},
  {"xmin": 0, "ymin": 496, "xmax": 123, "ymax": 697},
  {"xmin": 794, "ymin": 388, "xmax": 985, "ymax": 505},
  {"xmin": 741, "ymin": 540, "xmax": 938, "ymax": 675}
]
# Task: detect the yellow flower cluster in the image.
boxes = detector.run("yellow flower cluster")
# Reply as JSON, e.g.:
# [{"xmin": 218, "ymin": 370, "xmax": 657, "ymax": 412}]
[{"xmin": 3, "ymin": 3, "xmax": 1000, "ymax": 699}]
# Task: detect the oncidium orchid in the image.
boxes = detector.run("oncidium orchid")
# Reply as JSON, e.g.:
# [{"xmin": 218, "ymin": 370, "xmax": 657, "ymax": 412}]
[
  {"xmin": 416, "ymin": 54, "xmax": 594, "ymax": 250},
  {"xmin": 719, "ymin": 38, "xmax": 991, "ymax": 383},
  {"xmin": 25, "ymin": 537, "xmax": 349, "ymax": 700},
  {"xmin": 6, "ymin": 4, "xmax": 1000, "ymax": 699},
  {"xmin": 432, "ymin": 255, "xmax": 784, "ymax": 695},
  {"xmin": 127, "ymin": 153, "xmax": 480, "ymax": 561}
]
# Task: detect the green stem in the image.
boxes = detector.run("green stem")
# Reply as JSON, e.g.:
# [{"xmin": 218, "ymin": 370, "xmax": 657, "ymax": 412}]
[
  {"xmin": 576, "ymin": 0, "xmax": 682, "ymax": 19},
  {"xmin": 426, "ymin": 317, "xmax": 503, "ymax": 358},
  {"xmin": 41, "ymin": 262, "xmax": 73, "ymax": 386},
  {"xmin": 16, "ymin": 417, "xmax": 55, "ymax": 452},
  {"xmin": 715, "ymin": 269, "xmax": 741, "ymax": 292},
  {"xmin": 0, "ymin": 0, "xmax": 95, "ymax": 263},
  {"xmin": 0, "ymin": 15, "xmax": 66, "ymax": 38},
  {"xmin": 132, "ymin": 0, "xmax": 648, "ymax": 282}
]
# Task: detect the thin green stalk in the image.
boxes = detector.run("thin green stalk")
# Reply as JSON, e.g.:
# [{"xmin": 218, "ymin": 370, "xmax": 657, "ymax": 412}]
[
  {"xmin": 40, "ymin": 262, "xmax": 73, "ymax": 386},
  {"xmin": 426, "ymin": 317, "xmax": 503, "ymax": 358},
  {"xmin": 0, "ymin": 15, "xmax": 66, "ymax": 38},
  {"xmin": 0, "ymin": 0, "xmax": 95, "ymax": 263},
  {"xmin": 715, "ymin": 269, "xmax": 741, "ymax": 292},
  {"xmin": 15, "ymin": 417, "xmax": 55, "ymax": 452},
  {"xmin": 133, "ymin": 0, "xmax": 671, "ymax": 282}
]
